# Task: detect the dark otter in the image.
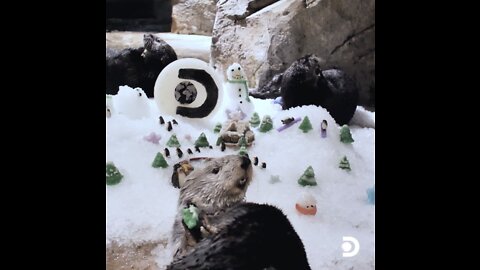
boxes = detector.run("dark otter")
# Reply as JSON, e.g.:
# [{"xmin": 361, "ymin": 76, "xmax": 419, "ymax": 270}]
[{"xmin": 106, "ymin": 34, "xmax": 177, "ymax": 97}]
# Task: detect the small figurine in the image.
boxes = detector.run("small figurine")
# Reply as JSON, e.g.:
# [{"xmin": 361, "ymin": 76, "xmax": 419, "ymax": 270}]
[
  {"xmin": 167, "ymin": 121, "xmax": 173, "ymax": 132},
  {"xmin": 367, "ymin": 185, "xmax": 375, "ymax": 205},
  {"xmin": 259, "ymin": 115, "xmax": 273, "ymax": 133},
  {"xmin": 172, "ymin": 161, "xmax": 194, "ymax": 188},
  {"xmin": 194, "ymin": 132, "xmax": 210, "ymax": 148},
  {"xmin": 253, "ymin": 157, "xmax": 259, "ymax": 166},
  {"xmin": 214, "ymin": 123, "xmax": 222, "ymax": 133},
  {"xmin": 166, "ymin": 134, "xmax": 181, "ymax": 148},
  {"xmin": 321, "ymin": 120, "xmax": 328, "ymax": 138},
  {"xmin": 172, "ymin": 119, "xmax": 178, "ymax": 125},
  {"xmin": 209, "ymin": 145, "xmax": 213, "ymax": 149},
  {"xmin": 339, "ymin": 125, "xmax": 354, "ymax": 144},
  {"xmin": 238, "ymin": 146, "xmax": 248, "ymax": 156},
  {"xmin": 277, "ymin": 117, "xmax": 302, "ymax": 132},
  {"xmin": 298, "ymin": 166, "xmax": 317, "ymax": 186},
  {"xmin": 195, "ymin": 146, "xmax": 201, "ymax": 153},
  {"xmin": 339, "ymin": 156, "xmax": 351, "ymax": 171},
  {"xmin": 261, "ymin": 162, "xmax": 267, "ymax": 169},
  {"xmin": 221, "ymin": 141, "xmax": 226, "ymax": 152},
  {"xmin": 182, "ymin": 204, "xmax": 200, "ymax": 229},
  {"xmin": 187, "ymin": 148, "xmax": 193, "ymax": 155},
  {"xmin": 249, "ymin": 112, "xmax": 261, "ymax": 128},
  {"xmin": 159, "ymin": 116, "xmax": 165, "ymax": 125},
  {"xmin": 106, "ymin": 162, "xmax": 123, "ymax": 185},
  {"xmin": 298, "ymin": 116, "xmax": 313, "ymax": 133},
  {"xmin": 143, "ymin": 132, "xmax": 161, "ymax": 144},
  {"xmin": 225, "ymin": 63, "xmax": 254, "ymax": 120},
  {"xmin": 177, "ymin": 147, "xmax": 184, "ymax": 158},
  {"xmin": 164, "ymin": 148, "xmax": 170, "ymax": 158},
  {"xmin": 152, "ymin": 152, "xmax": 169, "ymax": 168},
  {"xmin": 295, "ymin": 193, "xmax": 317, "ymax": 216}
]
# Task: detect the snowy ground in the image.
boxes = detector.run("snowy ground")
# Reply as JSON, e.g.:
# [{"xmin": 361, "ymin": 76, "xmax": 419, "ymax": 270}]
[{"xmin": 107, "ymin": 92, "xmax": 375, "ymax": 269}]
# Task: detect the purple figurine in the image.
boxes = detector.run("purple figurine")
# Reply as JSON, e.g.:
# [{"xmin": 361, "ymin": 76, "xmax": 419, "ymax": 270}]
[{"xmin": 321, "ymin": 120, "xmax": 328, "ymax": 138}]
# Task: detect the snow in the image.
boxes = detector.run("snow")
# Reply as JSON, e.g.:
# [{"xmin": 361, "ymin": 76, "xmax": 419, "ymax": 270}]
[{"xmin": 107, "ymin": 88, "xmax": 375, "ymax": 269}]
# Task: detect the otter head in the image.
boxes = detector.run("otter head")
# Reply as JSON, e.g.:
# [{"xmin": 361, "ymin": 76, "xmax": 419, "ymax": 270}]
[
  {"xmin": 180, "ymin": 155, "xmax": 253, "ymax": 210},
  {"xmin": 141, "ymin": 34, "xmax": 167, "ymax": 59}
]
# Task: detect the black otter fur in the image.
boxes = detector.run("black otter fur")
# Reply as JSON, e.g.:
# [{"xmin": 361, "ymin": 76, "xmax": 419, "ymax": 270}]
[{"xmin": 106, "ymin": 34, "xmax": 177, "ymax": 97}]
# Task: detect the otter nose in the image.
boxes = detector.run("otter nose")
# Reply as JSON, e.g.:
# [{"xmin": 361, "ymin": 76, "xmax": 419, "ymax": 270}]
[{"xmin": 241, "ymin": 155, "xmax": 251, "ymax": 170}]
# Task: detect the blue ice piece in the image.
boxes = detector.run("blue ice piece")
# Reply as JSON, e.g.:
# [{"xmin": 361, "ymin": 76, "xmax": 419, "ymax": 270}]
[
  {"xmin": 273, "ymin": 96, "xmax": 283, "ymax": 106},
  {"xmin": 367, "ymin": 185, "xmax": 375, "ymax": 205}
]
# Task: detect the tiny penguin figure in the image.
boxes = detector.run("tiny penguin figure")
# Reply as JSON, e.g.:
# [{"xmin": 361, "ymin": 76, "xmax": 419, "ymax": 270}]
[
  {"xmin": 159, "ymin": 116, "xmax": 165, "ymax": 125},
  {"xmin": 209, "ymin": 145, "xmax": 213, "ymax": 149},
  {"xmin": 321, "ymin": 120, "xmax": 328, "ymax": 138},
  {"xmin": 164, "ymin": 148, "xmax": 170, "ymax": 158},
  {"xmin": 261, "ymin": 162, "xmax": 266, "ymax": 169},
  {"xmin": 253, "ymin": 157, "xmax": 259, "ymax": 166},
  {"xmin": 167, "ymin": 121, "xmax": 173, "ymax": 131},
  {"xmin": 187, "ymin": 148, "xmax": 193, "ymax": 155},
  {"xmin": 195, "ymin": 146, "xmax": 201, "ymax": 153},
  {"xmin": 281, "ymin": 117, "xmax": 295, "ymax": 125},
  {"xmin": 221, "ymin": 141, "xmax": 226, "ymax": 152},
  {"xmin": 172, "ymin": 119, "xmax": 178, "ymax": 125},
  {"xmin": 225, "ymin": 63, "xmax": 254, "ymax": 120},
  {"xmin": 177, "ymin": 148, "xmax": 183, "ymax": 158}
]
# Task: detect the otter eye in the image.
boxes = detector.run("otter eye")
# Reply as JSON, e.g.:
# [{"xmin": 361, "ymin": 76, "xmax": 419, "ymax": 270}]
[{"xmin": 212, "ymin": 168, "xmax": 220, "ymax": 174}]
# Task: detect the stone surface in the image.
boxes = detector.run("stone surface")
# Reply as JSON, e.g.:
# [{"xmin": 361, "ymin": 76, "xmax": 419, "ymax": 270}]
[
  {"xmin": 171, "ymin": 0, "xmax": 217, "ymax": 35},
  {"xmin": 107, "ymin": 32, "xmax": 212, "ymax": 62},
  {"xmin": 106, "ymin": 240, "xmax": 166, "ymax": 270},
  {"xmin": 211, "ymin": 0, "xmax": 375, "ymax": 107}
]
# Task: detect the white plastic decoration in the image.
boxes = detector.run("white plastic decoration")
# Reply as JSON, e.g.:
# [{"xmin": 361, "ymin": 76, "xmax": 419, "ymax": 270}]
[{"xmin": 154, "ymin": 58, "xmax": 223, "ymax": 119}]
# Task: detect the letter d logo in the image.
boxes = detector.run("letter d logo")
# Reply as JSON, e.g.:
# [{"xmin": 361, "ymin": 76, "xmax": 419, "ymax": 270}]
[{"xmin": 342, "ymin": 236, "xmax": 360, "ymax": 257}]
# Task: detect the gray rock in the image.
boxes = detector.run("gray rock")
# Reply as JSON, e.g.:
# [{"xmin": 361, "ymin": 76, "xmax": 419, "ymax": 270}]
[
  {"xmin": 171, "ymin": 0, "xmax": 217, "ymax": 35},
  {"xmin": 211, "ymin": 0, "xmax": 374, "ymax": 107}
]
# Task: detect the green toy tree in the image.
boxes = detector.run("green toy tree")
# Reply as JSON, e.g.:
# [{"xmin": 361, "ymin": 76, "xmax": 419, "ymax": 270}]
[
  {"xmin": 259, "ymin": 115, "xmax": 273, "ymax": 133},
  {"xmin": 339, "ymin": 156, "xmax": 351, "ymax": 171},
  {"xmin": 152, "ymin": 152, "xmax": 169, "ymax": 168},
  {"xmin": 216, "ymin": 136, "xmax": 223, "ymax": 146},
  {"xmin": 195, "ymin": 132, "xmax": 210, "ymax": 148},
  {"xmin": 166, "ymin": 134, "xmax": 181, "ymax": 147},
  {"xmin": 182, "ymin": 205, "xmax": 199, "ymax": 229},
  {"xmin": 106, "ymin": 162, "xmax": 123, "ymax": 185},
  {"xmin": 249, "ymin": 112, "xmax": 261, "ymax": 128},
  {"xmin": 298, "ymin": 116, "xmax": 313, "ymax": 133},
  {"xmin": 340, "ymin": 125, "xmax": 354, "ymax": 144},
  {"xmin": 238, "ymin": 145, "xmax": 248, "ymax": 156},
  {"xmin": 298, "ymin": 166, "xmax": 317, "ymax": 186},
  {"xmin": 213, "ymin": 123, "xmax": 222, "ymax": 133},
  {"xmin": 237, "ymin": 135, "xmax": 247, "ymax": 147}
]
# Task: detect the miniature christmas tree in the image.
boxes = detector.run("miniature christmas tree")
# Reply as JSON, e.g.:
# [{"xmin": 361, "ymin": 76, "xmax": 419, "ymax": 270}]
[
  {"xmin": 298, "ymin": 166, "xmax": 317, "ymax": 186},
  {"xmin": 152, "ymin": 152, "xmax": 168, "ymax": 168},
  {"xmin": 182, "ymin": 204, "xmax": 199, "ymax": 229},
  {"xmin": 367, "ymin": 185, "xmax": 375, "ymax": 205},
  {"xmin": 213, "ymin": 123, "xmax": 222, "ymax": 133},
  {"xmin": 237, "ymin": 135, "xmax": 247, "ymax": 147},
  {"xmin": 249, "ymin": 112, "xmax": 261, "ymax": 128},
  {"xmin": 106, "ymin": 162, "xmax": 123, "ymax": 185},
  {"xmin": 259, "ymin": 115, "xmax": 273, "ymax": 133},
  {"xmin": 166, "ymin": 134, "xmax": 181, "ymax": 147},
  {"xmin": 340, "ymin": 125, "xmax": 354, "ymax": 144},
  {"xmin": 195, "ymin": 132, "xmax": 210, "ymax": 148},
  {"xmin": 238, "ymin": 145, "xmax": 248, "ymax": 156},
  {"xmin": 339, "ymin": 156, "xmax": 351, "ymax": 171},
  {"xmin": 298, "ymin": 116, "xmax": 313, "ymax": 133}
]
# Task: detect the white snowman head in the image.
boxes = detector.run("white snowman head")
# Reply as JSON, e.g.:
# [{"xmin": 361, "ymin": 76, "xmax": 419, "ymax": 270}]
[
  {"xmin": 114, "ymin": 86, "xmax": 151, "ymax": 119},
  {"xmin": 227, "ymin": 63, "xmax": 247, "ymax": 81}
]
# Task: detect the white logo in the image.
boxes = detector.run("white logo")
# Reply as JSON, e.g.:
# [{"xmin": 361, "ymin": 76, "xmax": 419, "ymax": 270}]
[{"xmin": 342, "ymin": 236, "xmax": 360, "ymax": 257}]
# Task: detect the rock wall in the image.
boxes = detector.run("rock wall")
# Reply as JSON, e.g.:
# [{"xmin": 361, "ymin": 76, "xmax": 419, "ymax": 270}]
[
  {"xmin": 211, "ymin": 0, "xmax": 375, "ymax": 106},
  {"xmin": 171, "ymin": 0, "xmax": 217, "ymax": 35}
]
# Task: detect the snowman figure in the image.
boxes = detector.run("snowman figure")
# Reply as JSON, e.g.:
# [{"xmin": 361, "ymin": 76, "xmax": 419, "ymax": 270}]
[
  {"xmin": 114, "ymin": 86, "xmax": 151, "ymax": 120},
  {"xmin": 225, "ymin": 63, "xmax": 254, "ymax": 120}
]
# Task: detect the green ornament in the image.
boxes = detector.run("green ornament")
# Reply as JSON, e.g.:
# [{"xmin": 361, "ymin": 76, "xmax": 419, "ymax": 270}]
[
  {"xmin": 340, "ymin": 125, "xmax": 354, "ymax": 144},
  {"xmin": 216, "ymin": 136, "xmax": 223, "ymax": 146},
  {"xmin": 249, "ymin": 112, "xmax": 261, "ymax": 128},
  {"xmin": 298, "ymin": 166, "xmax": 317, "ymax": 186},
  {"xmin": 166, "ymin": 134, "xmax": 181, "ymax": 147},
  {"xmin": 152, "ymin": 152, "xmax": 168, "ymax": 168},
  {"xmin": 259, "ymin": 115, "xmax": 273, "ymax": 133},
  {"xmin": 214, "ymin": 123, "xmax": 222, "ymax": 133},
  {"xmin": 182, "ymin": 205, "xmax": 199, "ymax": 229},
  {"xmin": 298, "ymin": 116, "xmax": 313, "ymax": 133},
  {"xmin": 237, "ymin": 135, "xmax": 247, "ymax": 147},
  {"xmin": 195, "ymin": 132, "xmax": 210, "ymax": 148},
  {"xmin": 238, "ymin": 145, "xmax": 248, "ymax": 156},
  {"xmin": 106, "ymin": 162, "xmax": 123, "ymax": 185},
  {"xmin": 339, "ymin": 156, "xmax": 351, "ymax": 171}
]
